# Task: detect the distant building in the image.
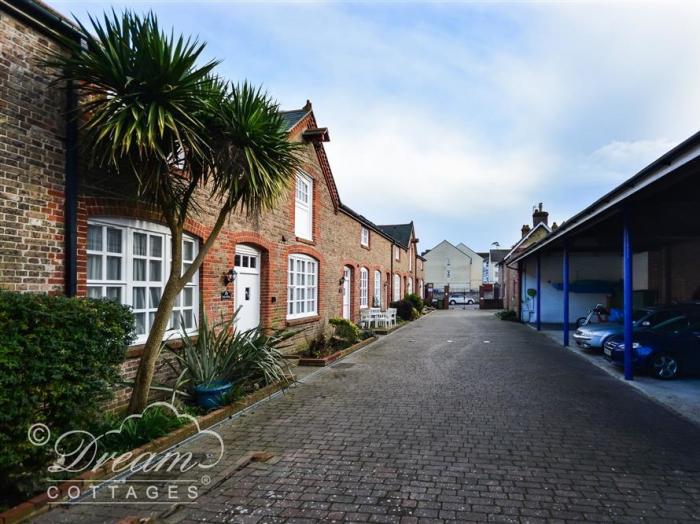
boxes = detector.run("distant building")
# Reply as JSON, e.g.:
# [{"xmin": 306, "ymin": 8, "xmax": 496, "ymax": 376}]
[
  {"xmin": 479, "ymin": 246, "xmax": 509, "ymax": 284},
  {"xmin": 500, "ymin": 204, "xmax": 552, "ymax": 312},
  {"xmin": 423, "ymin": 241, "xmax": 484, "ymax": 292}
]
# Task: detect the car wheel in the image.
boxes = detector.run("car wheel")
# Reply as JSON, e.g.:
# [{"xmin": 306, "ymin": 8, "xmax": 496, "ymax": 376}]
[
  {"xmin": 467, "ymin": 299, "xmax": 474, "ymax": 305},
  {"xmin": 650, "ymin": 354, "xmax": 679, "ymax": 380},
  {"xmin": 449, "ymin": 300, "xmax": 456, "ymax": 305}
]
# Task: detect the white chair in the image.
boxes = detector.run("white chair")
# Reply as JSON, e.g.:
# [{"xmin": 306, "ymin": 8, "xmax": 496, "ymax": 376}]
[
  {"xmin": 359, "ymin": 308, "xmax": 371, "ymax": 329},
  {"xmin": 369, "ymin": 307, "xmax": 382, "ymax": 328},
  {"xmin": 386, "ymin": 308, "xmax": 397, "ymax": 327}
]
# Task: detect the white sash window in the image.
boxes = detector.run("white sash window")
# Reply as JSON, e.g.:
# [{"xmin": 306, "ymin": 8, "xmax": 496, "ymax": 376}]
[
  {"xmin": 373, "ymin": 270, "xmax": 382, "ymax": 307},
  {"xmin": 287, "ymin": 254, "xmax": 318, "ymax": 319},
  {"xmin": 359, "ymin": 267, "xmax": 369, "ymax": 309},
  {"xmin": 294, "ymin": 172, "xmax": 313, "ymax": 240}
]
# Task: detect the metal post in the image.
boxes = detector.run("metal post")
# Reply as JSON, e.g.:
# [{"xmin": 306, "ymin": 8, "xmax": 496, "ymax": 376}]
[
  {"xmin": 623, "ymin": 209, "xmax": 634, "ymax": 380},
  {"xmin": 563, "ymin": 243, "xmax": 570, "ymax": 346},
  {"xmin": 536, "ymin": 253, "xmax": 542, "ymax": 331}
]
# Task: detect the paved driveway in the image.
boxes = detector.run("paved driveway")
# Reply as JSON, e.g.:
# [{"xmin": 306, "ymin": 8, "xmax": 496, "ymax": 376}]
[{"xmin": 38, "ymin": 310, "xmax": 700, "ymax": 523}]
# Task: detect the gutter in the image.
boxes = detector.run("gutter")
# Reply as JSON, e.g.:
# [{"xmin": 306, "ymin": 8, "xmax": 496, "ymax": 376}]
[{"xmin": 2, "ymin": 0, "xmax": 84, "ymax": 296}]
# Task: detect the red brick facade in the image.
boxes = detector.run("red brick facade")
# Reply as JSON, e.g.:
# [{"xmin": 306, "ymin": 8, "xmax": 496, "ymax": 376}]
[{"xmin": 0, "ymin": 1, "xmax": 426, "ymax": 379}]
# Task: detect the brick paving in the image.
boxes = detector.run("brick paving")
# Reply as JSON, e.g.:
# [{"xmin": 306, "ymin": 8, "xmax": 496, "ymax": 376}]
[{"xmin": 36, "ymin": 310, "xmax": 700, "ymax": 523}]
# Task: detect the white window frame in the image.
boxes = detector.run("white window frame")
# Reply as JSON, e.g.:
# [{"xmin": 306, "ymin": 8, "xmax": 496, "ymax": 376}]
[
  {"xmin": 393, "ymin": 273, "xmax": 401, "ymax": 302},
  {"xmin": 373, "ymin": 270, "xmax": 382, "ymax": 308},
  {"xmin": 359, "ymin": 267, "xmax": 369, "ymax": 309},
  {"xmin": 394, "ymin": 245, "xmax": 400, "ymax": 261},
  {"xmin": 361, "ymin": 227, "xmax": 369, "ymax": 247},
  {"xmin": 87, "ymin": 218, "xmax": 199, "ymax": 345},
  {"xmin": 287, "ymin": 254, "xmax": 318, "ymax": 319},
  {"xmin": 294, "ymin": 172, "xmax": 313, "ymax": 240}
]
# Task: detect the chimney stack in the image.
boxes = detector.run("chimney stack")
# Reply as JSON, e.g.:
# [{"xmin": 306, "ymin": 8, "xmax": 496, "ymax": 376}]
[
  {"xmin": 521, "ymin": 224, "xmax": 531, "ymax": 238},
  {"xmin": 532, "ymin": 202, "xmax": 549, "ymax": 228}
]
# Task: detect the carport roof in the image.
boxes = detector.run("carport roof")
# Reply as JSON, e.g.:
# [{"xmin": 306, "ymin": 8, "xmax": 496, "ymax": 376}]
[{"xmin": 509, "ymin": 129, "xmax": 700, "ymax": 264}]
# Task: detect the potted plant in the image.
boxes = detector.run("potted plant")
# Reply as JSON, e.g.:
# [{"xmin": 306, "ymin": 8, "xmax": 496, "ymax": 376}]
[{"xmin": 164, "ymin": 310, "xmax": 293, "ymax": 409}]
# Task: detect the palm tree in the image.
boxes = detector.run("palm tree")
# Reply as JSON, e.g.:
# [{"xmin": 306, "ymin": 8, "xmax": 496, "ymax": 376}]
[{"xmin": 47, "ymin": 11, "xmax": 301, "ymax": 413}]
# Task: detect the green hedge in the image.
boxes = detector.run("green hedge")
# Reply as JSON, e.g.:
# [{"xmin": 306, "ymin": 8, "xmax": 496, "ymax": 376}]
[{"xmin": 0, "ymin": 291, "xmax": 134, "ymax": 504}]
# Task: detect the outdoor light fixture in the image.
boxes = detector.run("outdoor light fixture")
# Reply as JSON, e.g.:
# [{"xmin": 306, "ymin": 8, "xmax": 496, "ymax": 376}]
[
  {"xmin": 338, "ymin": 275, "xmax": 346, "ymax": 286},
  {"xmin": 223, "ymin": 269, "xmax": 238, "ymax": 286}
]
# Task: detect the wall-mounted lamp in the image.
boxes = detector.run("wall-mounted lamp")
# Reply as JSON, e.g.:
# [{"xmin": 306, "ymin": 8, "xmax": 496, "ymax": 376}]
[
  {"xmin": 223, "ymin": 268, "xmax": 238, "ymax": 286},
  {"xmin": 338, "ymin": 275, "xmax": 346, "ymax": 286}
]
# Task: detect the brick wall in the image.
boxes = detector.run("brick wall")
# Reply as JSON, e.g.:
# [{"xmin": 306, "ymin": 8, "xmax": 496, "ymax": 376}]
[{"xmin": 0, "ymin": 11, "xmax": 66, "ymax": 293}]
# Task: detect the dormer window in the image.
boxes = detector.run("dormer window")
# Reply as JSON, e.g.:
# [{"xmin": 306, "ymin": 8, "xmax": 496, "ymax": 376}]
[{"xmin": 361, "ymin": 227, "xmax": 369, "ymax": 247}]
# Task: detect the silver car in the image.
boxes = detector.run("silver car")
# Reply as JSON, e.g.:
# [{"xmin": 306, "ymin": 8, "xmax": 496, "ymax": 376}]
[{"xmin": 573, "ymin": 307, "xmax": 696, "ymax": 350}]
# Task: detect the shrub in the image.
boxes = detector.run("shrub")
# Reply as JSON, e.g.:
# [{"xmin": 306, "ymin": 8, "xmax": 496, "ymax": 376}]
[
  {"xmin": 0, "ymin": 292, "xmax": 134, "ymax": 504},
  {"xmin": 391, "ymin": 299, "xmax": 419, "ymax": 321},
  {"xmin": 165, "ymin": 310, "xmax": 293, "ymax": 399},
  {"xmin": 404, "ymin": 293, "xmax": 424, "ymax": 313},
  {"xmin": 495, "ymin": 310, "xmax": 518, "ymax": 321},
  {"xmin": 329, "ymin": 317, "xmax": 360, "ymax": 343}
]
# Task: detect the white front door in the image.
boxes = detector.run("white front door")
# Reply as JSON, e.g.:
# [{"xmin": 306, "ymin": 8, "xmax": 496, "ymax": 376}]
[
  {"xmin": 342, "ymin": 266, "xmax": 351, "ymax": 319},
  {"xmin": 234, "ymin": 245, "xmax": 261, "ymax": 331}
]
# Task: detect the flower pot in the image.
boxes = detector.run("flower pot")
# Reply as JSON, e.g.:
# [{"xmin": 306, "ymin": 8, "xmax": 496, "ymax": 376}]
[{"xmin": 194, "ymin": 381, "xmax": 233, "ymax": 409}]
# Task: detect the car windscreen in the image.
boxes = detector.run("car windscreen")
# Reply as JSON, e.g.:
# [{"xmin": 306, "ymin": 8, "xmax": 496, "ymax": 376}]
[{"xmin": 650, "ymin": 315, "xmax": 693, "ymax": 334}]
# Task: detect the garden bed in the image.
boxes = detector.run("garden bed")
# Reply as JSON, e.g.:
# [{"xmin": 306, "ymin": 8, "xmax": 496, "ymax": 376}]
[
  {"xmin": 298, "ymin": 336, "xmax": 376, "ymax": 366},
  {"xmin": 0, "ymin": 377, "xmax": 293, "ymax": 524}
]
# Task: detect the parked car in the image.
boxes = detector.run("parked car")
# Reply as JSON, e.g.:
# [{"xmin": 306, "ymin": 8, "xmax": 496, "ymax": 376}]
[
  {"xmin": 603, "ymin": 313, "xmax": 700, "ymax": 379},
  {"xmin": 573, "ymin": 305, "xmax": 700, "ymax": 351},
  {"xmin": 448, "ymin": 292, "xmax": 475, "ymax": 305}
]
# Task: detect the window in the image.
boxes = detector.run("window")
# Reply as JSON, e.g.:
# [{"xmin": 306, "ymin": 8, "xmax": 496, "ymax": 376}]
[
  {"xmin": 408, "ymin": 246, "xmax": 413, "ymax": 271},
  {"xmin": 87, "ymin": 219, "xmax": 199, "ymax": 344},
  {"xmin": 418, "ymin": 279, "xmax": 424, "ymax": 299},
  {"xmin": 446, "ymin": 269, "xmax": 451, "ymax": 279},
  {"xmin": 287, "ymin": 254, "xmax": 318, "ymax": 319},
  {"xmin": 359, "ymin": 267, "xmax": 369, "ymax": 308},
  {"xmin": 394, "ymin": 245, "xmax": 400, "ymax": 261},
  {"xmin": 294, "ymin": 172, "xmax": 313, "ymax": 240},
  {"xmin": 407, "ymin": 278, "xmax": 413, "ymax": 295},
  {"xmin": 361, "ymin": 227, "xmax": 369, "ymax": 247},
  {"xmin": 373, "ymin": 270, "xmax": 382, "ymax": 308},
  {"xmin": 393, "ymin": 273, "xmax": 401, "ymax": 302}
]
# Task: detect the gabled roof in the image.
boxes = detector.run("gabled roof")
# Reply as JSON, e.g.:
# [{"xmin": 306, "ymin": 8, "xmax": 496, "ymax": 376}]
[
  {"xmin": 377, "ymin": 222, "xmax": 414, "ymax": 249},
  {"xmin": 489, "ymin": 249, "xmax": 509, "ymax": 264},
  {"xmin": 279, "ymin": 101, "xmax": 312, "ymax": 131},
  {"xmin": 503, "ymin": 222, "xmax": 551, "ymax": 263},
  {"xmin": 456, "ymin": 243, "xmax": 481, "ymax": 260},
  {"xmin": 339, "ymin": 203, "xmax": 397, "ymax": 245}
]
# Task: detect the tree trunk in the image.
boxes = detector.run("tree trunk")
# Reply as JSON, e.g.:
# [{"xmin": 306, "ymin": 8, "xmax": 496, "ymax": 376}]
[
  {"xmin": 128, "ymin": 226, "xmax": 184, "ymax": 414},
  {"xmin": 127, "ymin": 205, "xmax": 232, "ymax": 413}
]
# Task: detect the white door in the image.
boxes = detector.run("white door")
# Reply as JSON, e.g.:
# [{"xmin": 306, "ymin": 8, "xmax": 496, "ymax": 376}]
[
  {"xmin": 234, "ymin": 245, "xmax": 261, "ymax": 331},
  {"xmin": 342, "ymin": 266, "xmax": 351, "ymax": 319}
]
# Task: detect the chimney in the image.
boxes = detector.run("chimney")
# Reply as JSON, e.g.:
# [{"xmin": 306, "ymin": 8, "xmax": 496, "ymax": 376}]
[
  {"xmin": 521, "ymin": 224, "xmax": 531, "ymax": 238},
  {"xmin": 532, "ymin": 202, "xmax": 549, "ymax": 228}
]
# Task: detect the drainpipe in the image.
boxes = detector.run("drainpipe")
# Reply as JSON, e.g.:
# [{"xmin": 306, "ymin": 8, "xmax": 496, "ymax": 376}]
[
  {"xmin": 64, "ymin": 80, "xmax": 78, "ymax": 296},
  {"xmin": 390, "ymin": 243, "xmax": 394, "ymax": 302},
  {"xmin": 536, "ymin": 253, "xmax": 541, "ymax": 331}
]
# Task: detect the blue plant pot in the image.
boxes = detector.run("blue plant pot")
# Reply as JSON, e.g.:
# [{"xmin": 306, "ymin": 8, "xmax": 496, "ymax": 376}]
[{"xmin": 194, "ymin": 381, "xmax": 233, "ymax": 409}]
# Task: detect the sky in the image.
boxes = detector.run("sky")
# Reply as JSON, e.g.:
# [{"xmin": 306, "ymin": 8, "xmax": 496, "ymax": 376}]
[{"xmin": 53, "ymin": 0, "xmax": 700, "ymax": 253}]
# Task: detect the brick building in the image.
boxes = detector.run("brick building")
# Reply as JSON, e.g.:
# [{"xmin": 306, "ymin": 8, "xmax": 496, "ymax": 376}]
[
  {"xmin": 499, "ymin": 204, "xmax": 552, "ymax": 314},
  {"xmin": 0, "ymin": 0, "xmax": 425, "ymax": 386}
]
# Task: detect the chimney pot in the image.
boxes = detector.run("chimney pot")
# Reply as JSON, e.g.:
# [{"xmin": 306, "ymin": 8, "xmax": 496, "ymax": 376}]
[
  {"xmin": 521, "ymin": 224, "xmax": 531, "ymax": 238},
  {"xmin": 532, "ymin": 203, "xmax": 549, "ymax": 228}
]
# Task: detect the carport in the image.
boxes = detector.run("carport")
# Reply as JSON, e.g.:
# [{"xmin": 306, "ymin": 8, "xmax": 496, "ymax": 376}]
[{"xmin": 510, "ymin": 131, "xmax": 700, "ymax": 379}]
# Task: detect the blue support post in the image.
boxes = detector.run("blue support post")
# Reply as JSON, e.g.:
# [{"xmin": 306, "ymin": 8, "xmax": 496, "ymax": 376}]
[
  {"xmin": 623, "ymin": 209, "xmax": 634, "ymax": 380},
  {"xmin": 536, "ymin": 253, "xmax": 542, "ymax": 331},
  {"xmin": 563, "ymin": 243, "xmax": 570, "ymax": 346}
]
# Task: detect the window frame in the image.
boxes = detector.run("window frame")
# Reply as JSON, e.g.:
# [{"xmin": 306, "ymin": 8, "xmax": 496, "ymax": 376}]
[
  {"xmin": 393, "ymin": 273, "xmax": 401, "ymax": 302},
  {"xmin": 394, "ymin": 245, "xmax": 400, "ymax": 261},
  {"xmin": 87, "ymin": 218, "xmax": 199, "ymax": 345},
  {"xmin": 373, "ymin": 270, "xmax": 382, "ymax": 308},
  {"xmin": 359, "ymin": 267, "xmax": 369, "ymax": 309},
  {"xmin": 287, "ymin": 254, "xmax": 319, "ymax": 320},
  {"xmin": 294, "ymin": 172, "xmax": 313, "ymax": 240},
  {"xmin": 360, "ymin": 227, "xmax": 369, "ymax": 247}
]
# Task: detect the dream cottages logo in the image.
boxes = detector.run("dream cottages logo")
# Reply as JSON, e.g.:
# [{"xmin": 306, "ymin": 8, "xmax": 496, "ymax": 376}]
[{"xmin": 27, "ymin": 402, "xmax": 224, "ymax": 505}]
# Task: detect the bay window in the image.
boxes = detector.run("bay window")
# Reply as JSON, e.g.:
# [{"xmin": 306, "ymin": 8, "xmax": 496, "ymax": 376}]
[
  {"xmin": 87, "ymin": 218, "xmax": 199, "ymax": 344},
  {"xmin": 287, "ymin": 254, "xmax": 318, "ymax": 319}
]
